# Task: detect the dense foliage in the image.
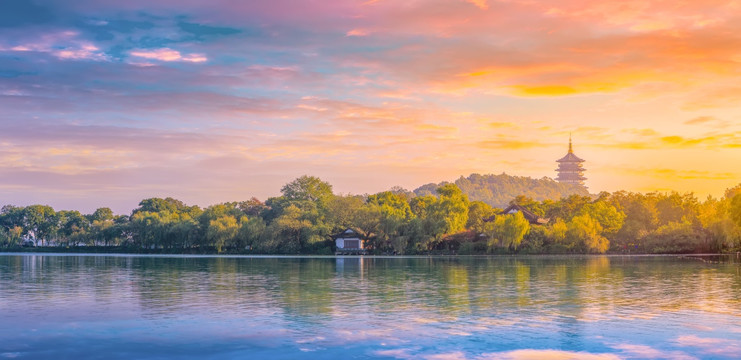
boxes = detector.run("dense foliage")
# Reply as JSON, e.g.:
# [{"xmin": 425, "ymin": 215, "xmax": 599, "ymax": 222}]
[
  {"xmin": 1, "ymin": 176, "xmax": 740, "ymax": 255},
  {"xmin": 415, "ymin": 173, "xmax": 589, "ymax": 208}
]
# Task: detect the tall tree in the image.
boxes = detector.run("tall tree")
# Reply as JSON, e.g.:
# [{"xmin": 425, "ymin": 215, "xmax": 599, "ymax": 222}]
[
  {"xmin": 567, "ymin": 214, "xmax": 609, "ymax": 253},
  {"xmin": 466, "ymin": 201, "xmax": 495, "ymax": 234},
  {"xmin": 23, "ymin": 205, "xmax": 57, "ymax": 246},
  {"xmin": 434, "ymin": 184, "xmax": 469, "ymax": 235},
  {"xmin": 207, "ymin": 216, "xmax": 239, "ymax": 253},
  {"xmin": 367, "ymin": 191, "xmax": 413, "ymax": 241},
  {"xmin": 281, "ymin": 176, "xmax": 333, "ymax": 203},
  {"xmin": 486, "ymin": 212, "xmax": 530, "ymax": 250}
]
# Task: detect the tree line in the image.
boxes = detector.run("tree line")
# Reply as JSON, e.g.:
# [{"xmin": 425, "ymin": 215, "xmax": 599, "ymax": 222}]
[{"xmin": 1, "ymin": 176, "xmax": 740, "ymax": 254}]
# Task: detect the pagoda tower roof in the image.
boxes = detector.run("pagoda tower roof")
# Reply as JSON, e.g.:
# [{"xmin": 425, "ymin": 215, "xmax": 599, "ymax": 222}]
[
  {"xmin": 557, "ymin": 152, "xmax": 584, "ymax": 162},
  {"xmin": 556, "ymin": 135, "xmax": 585, "ymax": 162}
]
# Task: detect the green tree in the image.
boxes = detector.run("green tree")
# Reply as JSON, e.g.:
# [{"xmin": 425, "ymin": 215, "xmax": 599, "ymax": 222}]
[
  {"xmin": 23, "ymin": 205, "xmax": 57, "ymax": 246},
  {"xmin": 409, "ymin": 185, "xmax": 471, "ymax": 252},
  {"xmin": 486, "ymin": 212, "xmax": 530, "ymax": 251},
  {"xmin": 207, "ymin": 216, "xmax": 239, "ymax": 253},
  {"xmin": 8, "ymin": 226, "xmax": 22, "ymax": 247},
  {"xmin": 655, "ymin": 192, "xmax": 698, "ymax": 226},
  {"xmin": 409, "ymin": 195, "xmax": 437, "ymax": 219},
  {"xmin": 549, "ymin": 219, "xmax": 568, "ymax": 245},
  {"xmin": 434, "ymin": 184, "xmax": 469, "ymax": 235},
  {"xmin": 325, "ymin": 195, "xmax": 365, "ymax": 230},
  {"xmin": 281, "ymin": 175, "xmax": 333, "ymax": 203},
  {"xmin": 58, "ymin": 210, "xmax": 90, "ymax": 246},
  {"xmin": 135, "ymin": 198, "xmax": 189, "ymax": 214},
  {"xmin": 578, "ymin": 200, "xmax": 625, "ymax": 235},
  {"xmin": 510, "ymin": 195, "xmax": 545, "ymax": 216},
  {"xmin": 643, "ymin": 220, "xmax": 704, "ymax": 253},
  {"xmin": 567, "ymin": 214, "xmax": 609, "ymax": 253},
  {"xmin": 262, "ymin": 204, "xmax": 314, "ymax": 253},
  {"xmin": 90, "ymin": 207, "xmax": 114, "ymax": 222},
  {"xmin": 366, "ymin": 191, "xmax": 413, "ymax": 252},
  {"xmin": 238, "ymin": 197, "xmax": 267, "ymax": 217},
  {"xmin": 730, "ymin": 194, "xmax": 741, "ymax": 228},
  {"xmin": 725, "ymin": 183, "xmax": 741, "ymax": 199},
  {"xmin": 0, "ymin": 205, "xmax": 25, "ymax": 231},
  {"xmin": 546, "ymin": 194, "xmax": 591, "ymax": 222},
  {"xmin": 466, "ymin": 201, "xmax": 495, "ymax": 234},
  {"xmin": 238, "ymin": 216, "xmax": 266, "ymax": 250},
  {"xmin": 611, "ymin": 191, "xmax": 659, "ymax": 249}
]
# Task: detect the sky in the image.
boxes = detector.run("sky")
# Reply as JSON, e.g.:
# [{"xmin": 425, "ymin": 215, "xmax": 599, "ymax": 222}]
[{"xmin": 1, "ymin": 0, "xmax": 740, "ymax": 214}]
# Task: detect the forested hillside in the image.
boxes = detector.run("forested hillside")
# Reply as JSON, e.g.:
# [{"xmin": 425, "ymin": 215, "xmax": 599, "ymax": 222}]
[{"xmin": 414, "ymin": 173, "xmax": 590, "ymax": 208}]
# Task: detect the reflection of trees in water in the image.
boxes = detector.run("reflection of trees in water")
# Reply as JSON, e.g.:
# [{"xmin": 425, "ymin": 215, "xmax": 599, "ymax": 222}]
[
  {"xmin": 445, "ymin": 263, "xmax": 470, "ymax": 312},
  {"xmin": 275, "ymin": 258, "xmax": 334, "ymax": 320},
  {"xmin": 129, "ymin": 257, "xmax": 337, "ymax": 321},
  {"xmin": 2, "ymin": 256, "xmax": 144, "ymax": 321},
  {"xmin": 3, "ymin": 255, "xmax": 741, "ymax": 342}
]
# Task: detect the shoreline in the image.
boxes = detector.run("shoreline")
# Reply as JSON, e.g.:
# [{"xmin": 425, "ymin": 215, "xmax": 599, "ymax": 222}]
[{"xmin": 0, "ymin": 250, "xmax": 735, "ymax": 259}]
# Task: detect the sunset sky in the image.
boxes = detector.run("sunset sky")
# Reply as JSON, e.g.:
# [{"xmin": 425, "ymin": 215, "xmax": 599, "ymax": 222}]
[{"xmin": 1, "ymin": 0, "xmax": 740, "ymax": 213}]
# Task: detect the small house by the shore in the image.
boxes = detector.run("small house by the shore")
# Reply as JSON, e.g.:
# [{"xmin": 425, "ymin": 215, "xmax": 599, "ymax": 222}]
[{"xmin": 334, "ymin": 228, "xmax": 366, "ymax": 255}]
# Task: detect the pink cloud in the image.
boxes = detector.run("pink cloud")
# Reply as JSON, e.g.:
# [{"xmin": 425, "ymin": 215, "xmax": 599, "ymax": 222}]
[
  {"xmin": 129, "ymin": 48, "xmax": 207, "ymax": 63},
  {"xmin": 346, "ymin": 28, "xmax": 370, "ymax": 37},
  {"xmin": 0, "ymin": 32, "xmax": 107, "ymax": 61},
  {"xmin": 55, "ymin": 44, "xmax": 108, "ymax": 61}
]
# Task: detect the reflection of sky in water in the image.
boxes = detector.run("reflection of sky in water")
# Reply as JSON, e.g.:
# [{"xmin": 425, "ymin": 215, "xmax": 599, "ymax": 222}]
[{"xmin": 1, "ymin": 255, "xmax": 740, "ymax": 359}]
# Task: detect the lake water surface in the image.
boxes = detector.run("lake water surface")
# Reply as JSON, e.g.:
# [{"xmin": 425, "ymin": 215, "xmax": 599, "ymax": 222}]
[{"xmin": 1, "ymin": 254, "xmax": 740, "ymax": 359}]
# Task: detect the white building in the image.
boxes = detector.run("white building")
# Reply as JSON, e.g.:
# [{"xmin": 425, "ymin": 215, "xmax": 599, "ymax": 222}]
[{"xmin": 334, "ymin": 228, "xmax": 366, "ymax": 254}]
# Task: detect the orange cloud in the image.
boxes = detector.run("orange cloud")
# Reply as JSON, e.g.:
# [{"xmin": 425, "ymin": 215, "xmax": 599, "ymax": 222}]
[
  {"xmin": 464, "ymin": 0, "xmax": 488, "ymax": 10},
  {"xmin": 477, "ymin": 139, "xmax": 547, "ymax": 150},
  {"xmin": 684, "ymin": 87, "xmax": 741, "ymax": 110},
  {"xmin": 510, "ymin": 85, "xmax": 579, "ymax": 96},
  {"xmin": 487, "ymin": 122, "xmax": 517, "ymax": 128},
  {"xmin": 684, "ymin": 116, "xmax": 716, "ymax": 125},
  {"xmin": 622, "ymin": 128, "xmax": 658, "ymax": 137},
  {"xmin": 627, "ymin": 168, "xmax": 737, "ymax": 181},
  {"xmin": 339, "ymin": 1, "xmax": 741, "ymax": 98},
  {"xmin": 595, "ymin": 133, "xmax": 741, "ymax": 150}
]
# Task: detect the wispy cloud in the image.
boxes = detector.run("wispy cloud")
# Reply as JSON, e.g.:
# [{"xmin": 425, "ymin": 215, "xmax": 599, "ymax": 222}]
[
  {"xmin": 0, "ymin": 0, "xmax": 740, "ymax": 210},
  {"xmin": 477, "ymin": 140, "xmax": 548, "ymax": 150},
  {"xmin": 129, "ymin": 48, "xmax": 207, "ymax": 63},
  {"xmin": 0, "ymin": 31, "xmax": 108, "ymax": 61},
  {"xmin": 684, "ymin": 116, "xmax": 716, "ymax": 125}
]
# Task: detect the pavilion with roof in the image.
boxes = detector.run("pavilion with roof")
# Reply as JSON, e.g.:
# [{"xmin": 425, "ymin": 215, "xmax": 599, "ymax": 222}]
[{"xmin": 556, "ymin": 135, "xmax": 586, "ymax": 187}]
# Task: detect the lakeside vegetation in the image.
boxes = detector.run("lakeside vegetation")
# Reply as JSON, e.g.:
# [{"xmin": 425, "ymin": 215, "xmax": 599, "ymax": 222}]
[{"xmin": 2, "ymin": 175, "xmax": 740, "ymax": 255}]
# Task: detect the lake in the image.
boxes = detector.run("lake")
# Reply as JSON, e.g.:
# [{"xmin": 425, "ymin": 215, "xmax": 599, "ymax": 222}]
[{"xmin": 1, "ymin": 254, "xmax": 740, "ymax": 359}]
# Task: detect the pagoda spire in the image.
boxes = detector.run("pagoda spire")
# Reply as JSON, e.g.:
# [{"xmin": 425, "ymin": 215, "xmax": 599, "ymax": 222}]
[{"xmin": 568, "ymin": 133, "xmax": 573, "ymax": 153}]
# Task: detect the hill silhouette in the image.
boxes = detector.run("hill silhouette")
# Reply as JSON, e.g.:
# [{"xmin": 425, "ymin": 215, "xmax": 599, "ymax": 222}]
[{"xmin": 414, "ymin": 173, "xmax": 590, "ymax": 209}]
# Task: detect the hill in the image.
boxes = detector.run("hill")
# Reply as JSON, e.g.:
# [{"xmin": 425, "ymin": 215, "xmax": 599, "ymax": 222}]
[{"xmin": 414, "ymin": 173, "xmax": 590, "ymax": 209}]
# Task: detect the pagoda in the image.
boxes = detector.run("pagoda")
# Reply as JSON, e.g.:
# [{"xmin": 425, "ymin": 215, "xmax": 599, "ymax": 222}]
[{"xmin": 555, "ymin": 135, "xmax": 586, "ymax": 186}]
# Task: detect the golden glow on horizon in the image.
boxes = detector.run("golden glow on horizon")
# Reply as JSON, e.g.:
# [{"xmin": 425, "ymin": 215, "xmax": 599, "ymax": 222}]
[{"xmin": 0, "ymin": 0, "xmax": 739, "ymax": 211}]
